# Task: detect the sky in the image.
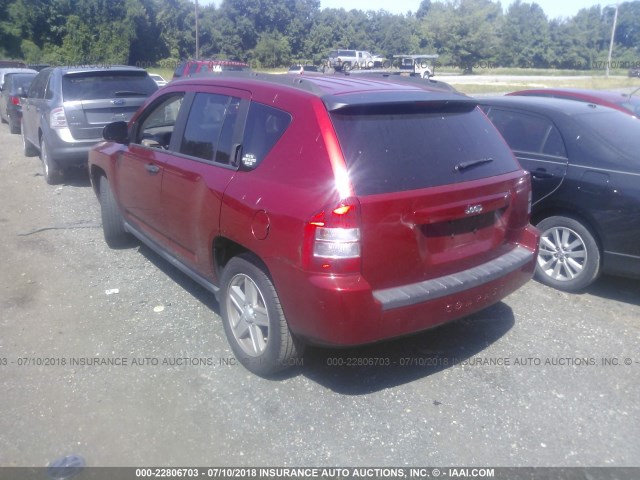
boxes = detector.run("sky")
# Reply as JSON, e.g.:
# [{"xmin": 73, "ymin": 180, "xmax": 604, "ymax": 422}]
[
  {"xmin": 317, "ymin": 0, "xmax": 604, "ymax": 20},
  {"xmin": 198, "ymin": 0, "xmax": 605, "ymax": 21}
]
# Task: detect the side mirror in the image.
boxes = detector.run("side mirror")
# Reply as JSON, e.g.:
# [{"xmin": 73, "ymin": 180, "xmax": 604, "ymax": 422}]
[{"xmin": 103, "ymin": 121, "xmax": 129, "ymax": 144}]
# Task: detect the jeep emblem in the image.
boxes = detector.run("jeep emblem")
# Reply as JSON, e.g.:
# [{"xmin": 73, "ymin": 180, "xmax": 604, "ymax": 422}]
[{"xmin": 465, "ymin": 204, "xmax": 483, "ymax": 215}]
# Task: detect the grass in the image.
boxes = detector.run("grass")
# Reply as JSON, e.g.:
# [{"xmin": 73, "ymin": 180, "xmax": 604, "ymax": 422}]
[
  {"xmin": 440, "ymin": 67, "xmax": 632, "ymax": 77},
  {"xmin": 451, "ymin": 76, "xmax": 640, "ymax": 95},
  {"xmin": 148, "ymin": 68, "xmax": 175, "ymax": 81}
]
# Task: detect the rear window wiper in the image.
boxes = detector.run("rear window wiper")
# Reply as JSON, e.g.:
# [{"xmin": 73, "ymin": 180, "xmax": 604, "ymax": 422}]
[
  {"xmin": 455, "ymin": 157, "xmax": 493, "ymax": 172},
  {"xmin": 114, "ymin": 91, "xmax": 149, "ymax": 97}
]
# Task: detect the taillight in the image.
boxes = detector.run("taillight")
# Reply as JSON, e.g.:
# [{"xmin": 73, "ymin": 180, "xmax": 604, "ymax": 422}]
[
  {"xmin": 304, "ymin": 198, "xmax": 362, "ymax": 274},
  {"xmin": 50, "ymin": 107, "xmax": 68, "ymax": 128},
  {"xmin": 10, "ymin": 96, "xmax": 20, "ymax": 106},
  {"xmin": 510, "ymin": 173, "xmax": 532, "ymax": 229}
]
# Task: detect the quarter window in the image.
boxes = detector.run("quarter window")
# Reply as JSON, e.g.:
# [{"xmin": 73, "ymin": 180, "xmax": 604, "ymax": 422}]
[{"xmin": 240, "ymin": 102, "xmax": 291, "ymax": 169}]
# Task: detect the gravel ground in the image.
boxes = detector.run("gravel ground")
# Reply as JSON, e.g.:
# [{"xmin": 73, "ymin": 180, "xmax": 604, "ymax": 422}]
[{"xmin": 0, "ymin": 122, "xmax": 639, "ymax": 470}]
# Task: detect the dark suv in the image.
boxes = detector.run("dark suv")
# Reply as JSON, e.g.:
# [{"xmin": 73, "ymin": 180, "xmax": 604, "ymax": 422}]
[
  {"xmin": 0, "ymin": 71, "xmax": 37, "ymax": 133},
  {"xmin": 21, "ymin": 66, "xmax": 158, "ymax": 184},
  {"xmin": 88, "ymin": 73, "xmax": 538, "ymax": 375}
]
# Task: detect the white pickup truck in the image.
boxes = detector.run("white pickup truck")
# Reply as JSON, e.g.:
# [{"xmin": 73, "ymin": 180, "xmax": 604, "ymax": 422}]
[{"xmin": 327, "ymin": 49, "xmax": 386, "ymax": 71}]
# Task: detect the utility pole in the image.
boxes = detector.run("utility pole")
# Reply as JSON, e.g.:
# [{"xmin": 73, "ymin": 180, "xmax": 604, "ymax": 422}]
[
  {"xmin": 195, "ymin": 0, "xmax": 200, "ymax": 60},
  {"xmin": 606, "ymin": 3, "xmax": 619, "ymax": 78}
]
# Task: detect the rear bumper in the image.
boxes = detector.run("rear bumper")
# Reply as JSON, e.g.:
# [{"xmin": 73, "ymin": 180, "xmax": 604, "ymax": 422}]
[
  {"xmin": 276, "ymin": 226, "xmax": 539, "ymax": 346},
  {"xmin": 373, "ymin": 246, "xmax": 533, "ymax": 311},
  {"xmin": 45, "ymin": 129, "xmax": 101, "ymax": 167}
]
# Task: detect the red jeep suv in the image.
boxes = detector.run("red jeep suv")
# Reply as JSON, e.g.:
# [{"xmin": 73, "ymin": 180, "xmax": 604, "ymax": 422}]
[{"xmin": 88, "ymin": 73, "xmax": 539, "ymax": 375}]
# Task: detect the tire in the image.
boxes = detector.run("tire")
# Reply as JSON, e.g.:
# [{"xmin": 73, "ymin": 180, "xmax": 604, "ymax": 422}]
[
  {"xmin": 9, "ymin": 117, "xmax": 20, "ymax": 134},
  {"xmin": 98, "ymin": 176, "xmax": 131, "ymax": 248},
  {"xmin": 40, "ymin": 138, "xmax": 63, "ymax": 185},
  {"xmin": 342, "ymin": 62, "xmax": 351, "ymax": 71},
  {"xmin": 535, "ymin": 215, "xmax": 601, "ymax": 292},
  {"xmin": 220, "ymin": 254, "xmax": 304, "ymax": 376},
  {"xmin": 22, "ymin": 128, "xmax": 38, "ymax": 157}
]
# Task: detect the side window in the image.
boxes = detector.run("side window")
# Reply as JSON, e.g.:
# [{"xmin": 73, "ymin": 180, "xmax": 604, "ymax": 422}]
[
  {"xmin": 214, "ymin": 97, "xmax": 241, "ymax": 164},
  {"xmin": 179, "ymin": 93, "xmax": 241, "ymax": 164},
  {"xmin": 541, "ymin": 125, "xmax": 567, "ymax": 157},
  {"xmin": 187, "ymin": 62, "xmax": 199, "ymax": 75},
  {"xmin": 29, "ymin": 72, "xmax": 48, "ymax": 99},
  {"xmin": 44, "ymin": 74, "xmax": 55, "ymax": 100},
  {"xmin": 487, "ymin": 109, "xmax": 563, "ymax": 155},
  {"xmin": 135, "ymin": 93, "xmax": 184, "ymax": 149},
  {"xmin": 240, "ymin": 102, "xmax": 291, "ymax": 169}
]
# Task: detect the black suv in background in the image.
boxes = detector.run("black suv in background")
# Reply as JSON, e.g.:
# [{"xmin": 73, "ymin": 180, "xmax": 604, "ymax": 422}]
[
  {"xmin": 0, "ymin": 71, "xmax": 37, "ymax": 134},
  {"xmin": 21, "ymin": 66, "xmax": 158, "ymax": 184}
]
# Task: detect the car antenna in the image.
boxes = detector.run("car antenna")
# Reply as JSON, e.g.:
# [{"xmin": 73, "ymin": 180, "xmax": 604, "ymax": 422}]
[{"xmin": 623, "ymin": 86, "xmax": 640, "ymax": 99}]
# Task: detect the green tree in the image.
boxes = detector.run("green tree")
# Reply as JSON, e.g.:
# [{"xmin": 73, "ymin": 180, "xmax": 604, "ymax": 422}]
[
  {"xmin": 252, "ymin": 30, "xmax": 292, "ymax": 67},
  {"xmin": 421, "ymin": 0, "xmax": 502, "ymax": 73},
  {"xmin": 500, "ymin": 0, "xmax": 553, "ymax": 68},
  {"xmin": 156, "ymin": 0, "xmax": 197, "ymax": 61},
  {"xmin": 550, "ymin": 6, "xmax": 608, "ymax": 69},
  {"xmin": 615, "ymin": 2, "xmax": 640, "ymax": 48}
]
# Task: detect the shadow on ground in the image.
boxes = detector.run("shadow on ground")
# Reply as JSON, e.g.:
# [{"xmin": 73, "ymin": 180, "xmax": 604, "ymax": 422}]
[
  {"xmin": 136, "ymin": 241, "xmax": 516, "ymax": 392},
  {"xmin": 301, "ymin": 302, "xmax": 515, "ymax": 394},
  {"xmin": 62, "ymin": 167, "xmax": 92, "ymax": 187},
  {"xmin": 585, "ymin": 275, "xmax": 640, "ymax": 307}
]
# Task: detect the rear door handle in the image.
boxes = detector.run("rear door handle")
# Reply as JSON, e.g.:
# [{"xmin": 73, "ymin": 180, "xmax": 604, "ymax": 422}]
[
  {"xmin": 145, "ymin": 163, "xmax": 160, "ymax": 175},
  {"xmin": 531, "ymin": 169, "xmax": 553, "ymax": 179}
]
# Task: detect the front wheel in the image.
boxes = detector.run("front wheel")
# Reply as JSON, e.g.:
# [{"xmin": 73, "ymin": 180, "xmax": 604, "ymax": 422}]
[
  {"xmin": 99, "ymin": 176, "xmax": 131, "ymax": 248},
  {"xmin": 535, "ymin": 216, "xmax": 601, "ymax": 292},
  {"xmin": 220, "ymin": 254, "xmax": 304, "ymax": 376}
]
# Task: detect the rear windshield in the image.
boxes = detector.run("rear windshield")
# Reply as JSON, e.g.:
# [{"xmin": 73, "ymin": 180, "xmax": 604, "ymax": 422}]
[
  {"xmin": 573, "ymin": 110, "xmax": 640, "ymax": 164},
  {"xmin": 330, "ymin": 103, "xmax": 520, "ymax": 196},
  {"xmin": 8, "ymin": 73, "xmax": 36, "ymax": 91},
  {"xmin": 62, "ymin": 71, "xmax": 158, "ymax": 101}
]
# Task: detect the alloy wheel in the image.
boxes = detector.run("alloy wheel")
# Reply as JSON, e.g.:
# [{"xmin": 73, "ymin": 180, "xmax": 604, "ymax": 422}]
[
  {"xmin": 537, "ymin": 226, "xmax": 587, "ymax": 282},
  {"xmin": 226, "ymin": 273, "xmax": 270, "ymax": 357}
]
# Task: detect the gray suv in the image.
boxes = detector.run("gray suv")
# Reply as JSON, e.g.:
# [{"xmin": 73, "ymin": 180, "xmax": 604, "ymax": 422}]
[{"xmin": 21, "ymin": 66, "xmax": 158, "ymax": 184}]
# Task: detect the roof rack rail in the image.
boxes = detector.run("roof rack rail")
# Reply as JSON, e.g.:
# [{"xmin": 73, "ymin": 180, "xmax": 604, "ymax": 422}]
[
  {"xmin": 333, "ymin": 70, "xmax": 458, "ymax": 93},
  {"xmin": 187, "ymin": 70, "xmax": 329, "ymax": 96}
]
